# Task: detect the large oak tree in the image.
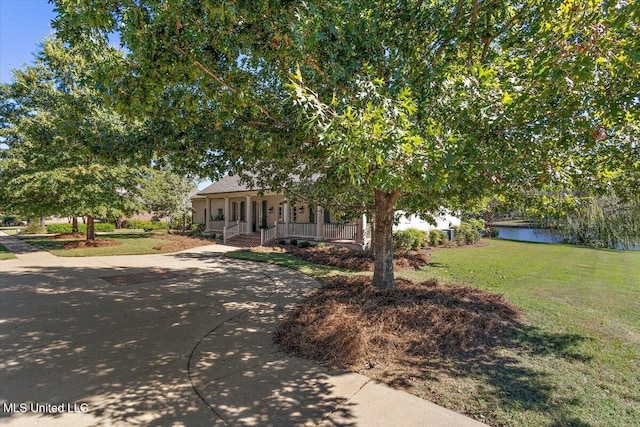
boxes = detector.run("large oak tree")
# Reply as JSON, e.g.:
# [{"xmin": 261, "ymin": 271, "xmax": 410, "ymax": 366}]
[{"xmin": 53, "ymin": 0, "xmax": 639, "ymax": 287}]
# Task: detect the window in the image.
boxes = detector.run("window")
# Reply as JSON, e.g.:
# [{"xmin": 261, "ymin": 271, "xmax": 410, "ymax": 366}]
[
  {"xmin": 309, "ymin": 207, "xmax": 315, "ymax": 223},
  {"xmin": 293, "ymin": 207, "xmax": 298, "ymax": 223},
  {"xmin": 278, "ymin": 206, "xmax": 282, "ymax": 221},
  {"xmin": 240, "ymin": 201, "xmax": 246, "ymax": 221},
  {"xmin": 231, "ymin": 202, "xmax": 237, "ymax": 222},
  {"xmin": 216, "ymin": 208, "xmax": 224, "ymax": 220}
]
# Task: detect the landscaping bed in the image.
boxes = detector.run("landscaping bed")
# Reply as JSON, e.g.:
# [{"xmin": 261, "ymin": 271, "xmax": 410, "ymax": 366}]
[
  {"xmin": 275, "ymin": 276, "xmax": 522, "ymax": 369},
  {"xmin": 26, "ymin": 232, "xmax": 215, "ymax": 256},
  {"xmin": 286, "ymin": 245, "xmax": 430, "ymax": 271}
]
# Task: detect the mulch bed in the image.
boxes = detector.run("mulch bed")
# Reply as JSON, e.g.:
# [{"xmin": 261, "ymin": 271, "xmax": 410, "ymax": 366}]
[
  {"xmin": 287, "ymin": 245, "xmax": 430, "ymax": 271},
  {"xmin": 63, "ymin": 239, "xmax": 122, "ymax": 249},
  {"xmin": 150, "ymin": 234, "xmax": 215, "ymax": 252},
  {"xmin": 274, "ymin": 276, "xmax": 523, "ymax": 370}
]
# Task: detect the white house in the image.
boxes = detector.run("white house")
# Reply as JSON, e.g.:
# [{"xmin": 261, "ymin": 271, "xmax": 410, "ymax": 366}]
[{"xmin": 191, "ymin": 175, "xmax": 460, "ymax": 246}]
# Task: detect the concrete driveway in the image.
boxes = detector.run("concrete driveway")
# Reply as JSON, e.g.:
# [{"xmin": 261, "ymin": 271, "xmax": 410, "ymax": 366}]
[{"xmin": 0, "ymin": 235, "xmax": 485, "ymax": 426}]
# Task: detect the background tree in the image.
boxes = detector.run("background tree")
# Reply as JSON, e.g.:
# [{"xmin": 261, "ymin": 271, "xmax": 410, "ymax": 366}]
[
  {"xmin": 139, "ymin": 169, "xmax": 197, "ymax": 231},
  {"xmin": 54, "ymin": 0, "xmax": 639, "ymax": 287},
  {"xmin": 0, "ymin": 38, "xmax": 146, "ymax": 239}
]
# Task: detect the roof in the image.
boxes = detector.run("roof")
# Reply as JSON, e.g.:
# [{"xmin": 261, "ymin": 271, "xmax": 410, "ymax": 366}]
[{"xmin": 196, "ymin": 175, "xmax": 264, "ymax": 196}]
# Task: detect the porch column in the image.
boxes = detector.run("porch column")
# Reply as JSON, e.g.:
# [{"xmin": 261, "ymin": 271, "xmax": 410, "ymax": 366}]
[
  {"xmin": 246, "ymin": 195, "xmax": 252, "ymax": 234},
  {"xmin": 357, "ymin": 212, "xmax": 367, "ymax": 243},
  {"xmin": 224, "ymin": 197, "xmax": 230, "ymax": 228},
  {"xmin": 283, "ymin": 200, "xmax": 290, "ymax": 237},
  {"xmin": 316, "ymin": 206, "xmax": 324, "ymax": 240},
  {"xmin": 205, "ymin": 197, "xmax": 212, "ymax": 232}
]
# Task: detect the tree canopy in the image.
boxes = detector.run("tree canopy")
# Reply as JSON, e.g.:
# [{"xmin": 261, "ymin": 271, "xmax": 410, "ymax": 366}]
[
  {"xmin": 53, "ymin": 0, "xmax": 639, "ymax": 286},
  {"xmin": 0, "ymin": 38, "xmax": 146, "ymax": 239}
]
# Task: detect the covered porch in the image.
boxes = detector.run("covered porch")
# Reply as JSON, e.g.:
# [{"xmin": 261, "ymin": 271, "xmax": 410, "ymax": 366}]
[{"xmin": 201, "ymin": 191, "xmax": 370, "ymax": 246}]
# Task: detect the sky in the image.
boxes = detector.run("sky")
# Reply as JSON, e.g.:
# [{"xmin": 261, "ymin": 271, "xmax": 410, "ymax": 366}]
[{"xmin": 0, "ymin": 0, "xmax": 57, "ymax": 83}]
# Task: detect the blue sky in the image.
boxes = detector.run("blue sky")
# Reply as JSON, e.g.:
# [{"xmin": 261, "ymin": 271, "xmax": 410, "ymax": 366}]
[{"xmin": 0, "ymin": 0, "xmax": 57, "ymax": 83}]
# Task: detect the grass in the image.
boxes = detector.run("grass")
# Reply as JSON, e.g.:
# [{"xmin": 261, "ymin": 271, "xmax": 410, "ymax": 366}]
[
  {"xmin": 23, "ymin": 233, "xmax": 213, "ymax": 257},
  {"xmin": 0, "ymin": 227, "xmax": 22, "ymax": 236},
  {"xmin": 0, "ymin": 244, "xmax": 16, "ymax": 260},
  {"xmin": 229, "ymin": 240, "xmax": 640, "ymax": 427},
  {"xmin": 227, "ymin": 249, "xmax": 350, "ymax": 279}
]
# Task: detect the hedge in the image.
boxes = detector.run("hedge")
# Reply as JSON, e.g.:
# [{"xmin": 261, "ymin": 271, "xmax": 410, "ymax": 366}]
[
  {"xmin": 393, "ymin": 228, "xmax": 425, "ymax": 250},
  {"xmin": 46, "ymin": 223, "xmax": 115, "ymax": 234},
  {"xmin": 122, "ymin": 219, "xmax": 167, "ymax": 230}
]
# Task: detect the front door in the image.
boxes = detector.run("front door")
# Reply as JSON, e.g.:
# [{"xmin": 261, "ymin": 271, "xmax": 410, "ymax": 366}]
[{"xmin": 261, "ymin": 200, "xmax": 268, "ymax": 228}]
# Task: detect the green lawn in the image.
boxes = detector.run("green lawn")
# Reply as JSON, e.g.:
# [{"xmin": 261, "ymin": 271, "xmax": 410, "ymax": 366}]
[
  {"xmin": 0, "ymin": 244, "xmax": 16, "ymax": 260},
  {"xmin": 0, "ymin": 227, "xmax": 22, "ymax": 236},
  {"xmin": 229, "ymin": 240, "xmax": 640, "ymax": 426},
  {"xmin": 23, "ymin": 233, "xmax": 177, "ymax": 257}
]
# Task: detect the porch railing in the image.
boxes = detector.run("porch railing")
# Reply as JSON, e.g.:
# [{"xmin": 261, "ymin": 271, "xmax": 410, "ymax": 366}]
[
  {"xmin": 286, "ymin": 222, "xmax": 317, "ymax": 238},
  {"xmin": 324, "ymin": 223, "xmax": 358, "ymax": 241},
  {"xmin": 209, "ymin": 220, "xmax": 225, "ymax": 231},
  {"xmin": 223, "ymin": 223, "xmax": 239, "ymax": 244},
  {"xmin": 260, "ymin": 223, "xmax": 278, "ymax": 246}
]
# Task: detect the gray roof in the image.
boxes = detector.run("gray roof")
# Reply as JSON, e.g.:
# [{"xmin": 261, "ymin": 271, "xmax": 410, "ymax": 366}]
[{"xmin": 197, "ymin": 175, "xmax": 264, "ymax": 196}]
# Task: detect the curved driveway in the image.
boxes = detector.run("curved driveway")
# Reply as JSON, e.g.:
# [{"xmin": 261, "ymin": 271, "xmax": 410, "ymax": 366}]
[{"xmin": 0, "ymin": 234, "xmax": 484, "ymax": 426}]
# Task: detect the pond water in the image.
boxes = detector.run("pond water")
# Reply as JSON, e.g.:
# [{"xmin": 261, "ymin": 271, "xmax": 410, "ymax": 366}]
[
  {"xmin": 493, "ymin": 226, "xmax": 640, "ymax": 251},
  {"xmin": 493, "ymin": 226, "xmax": 562, "ymax": 244}
]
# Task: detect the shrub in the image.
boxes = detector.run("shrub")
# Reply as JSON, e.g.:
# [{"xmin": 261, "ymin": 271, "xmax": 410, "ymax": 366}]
[
  {"xmin": 467, "ymin": 218, "xmax": 487, "ymax": 235},
  {"xmin": 190, "ymin": 223, "xmax": 204, "ymax": 236},
  {"xmin": 169, "ymin": 216, "xmax": 191, "ymax": 230},
  {"xmin": 427, "ymin": 229, "xmax": 448, "ymax": 247},
  {"xmin": 123, "ymin": 219, "xmax": 167, "ymax": 231},
  {"xmin": 393, "ymin": 228, "xmax": 425, "ymax": 250},
  {"xmin": 300, "ymin": 241, "xmax": 311, "ymax": 248},
  {"xmin": 278, "ymin": 239, "xmax": 286, "ymax": 245},
  {"xmin": 452, "ymin": 223, "xmax": 481, "ymax": 245},
  {"xmin": 46, "ymin": 223, "xmax": 115, "ymax": 234},
  {"xmin": 316, "ymin": 242, "xmax": 326, "ymax": 248},
  {"xmin": 211, "ymin": 232, "xmax": 217, "ymax": 240},
  {"xmin": 21, "ymin": 222, "xmax": 46, "ymax": 234},
  {"xmin": 290, "ymin": 239, "xmax": 298, "ymax": 246}
]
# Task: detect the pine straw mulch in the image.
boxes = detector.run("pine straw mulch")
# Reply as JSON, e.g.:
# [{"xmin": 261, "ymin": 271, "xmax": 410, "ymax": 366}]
[
  {"xmin": 287, "ymin": 245, "xmax": 430, "ymax": 271},
  {"xmin": 150, "ymin": 234, "xmax": 215, "ymax": 252},
  {"xmin": 63, "ymin": 239, "xmax": 122, "ymax": 249},
  {"xmin": 274, "ymin": 276, "xmax": 523, "ymax": 372},
  {"xmin": 55, "ymin": 233, "xmax": 213, "ymax": 251}
]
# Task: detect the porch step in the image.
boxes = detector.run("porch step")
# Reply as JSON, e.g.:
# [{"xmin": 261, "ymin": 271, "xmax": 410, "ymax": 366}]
[{"xmin": 226, "ymin": 233, "xmax": 262, "ymax": 247}]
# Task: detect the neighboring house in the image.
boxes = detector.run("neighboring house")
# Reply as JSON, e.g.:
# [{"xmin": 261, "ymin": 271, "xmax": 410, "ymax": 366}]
[{"xmin": 192, "ymin": 175, "xmax": 460, "ymax": 246}]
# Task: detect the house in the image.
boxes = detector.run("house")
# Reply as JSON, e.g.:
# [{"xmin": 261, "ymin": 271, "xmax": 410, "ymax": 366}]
[{"xmin": 191, "ymin": 175, "xmax": 460, "ymax": 246}]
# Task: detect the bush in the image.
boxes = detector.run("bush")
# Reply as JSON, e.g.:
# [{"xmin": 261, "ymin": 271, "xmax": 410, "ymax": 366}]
[
  {"xmin": 169, "ymin": 216, "xmax": 191, "ymax": 230},
  {"xmin": 211, "ymin": 232, "xmax": 217, "ymax": 240},
  {"xmin": 278, "ymin": 239, "xmax": 286, "ymax": 245},
  {"xmin": 190, "ymin": 223, "xmax": 204, "ymax": 236},
  {"xmin": 21, "ymin": 222, "xmax": 46, "ymax": 234},
  {"xmin": 316, "ymin": 242, "xmax": 326, "ymax": 248},
  {"xmin": 467, "ymin": 218, "xmax": 487, "ymax": 235},
  {"xmin": 427, "ymin": 229, "xmax": 448, "ymax": 247},
  {"xmin": 300, "ymin": 241, "xmax": 311, "ymax": 248},
  {"xmin": 452, "ymin": 223, "xmax": 481, "ymax": 245},
  {"xmin": 46, "ymin": 223, "xmax": 115, "ymax": 234},
  {"xmin": 290, "ymin": 239, "xmax": 298, "ymax": 246},
  {"xmin": 393, "ymin": 228, "xmax": 425, "ymax": 250},
  {"xmin": 123, "ymin": 219, "xmax": 167, "ymax": 231}
]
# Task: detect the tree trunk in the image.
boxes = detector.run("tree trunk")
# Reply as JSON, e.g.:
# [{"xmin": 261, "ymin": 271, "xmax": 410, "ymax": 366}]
[
  {"xmin": 86, "ymin": 216, "xmax": 96, "ymax": 241},
  {"xmin": 39, "ymin": 216, "xmax": 45, "ymax": 227},
  {"xmin": 372, "ymin": 189, "xmax": 400, "ymax": 289},
  {"xmin": 72, "ymin": 217, "xmax": 79, "ymax": 234}
]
